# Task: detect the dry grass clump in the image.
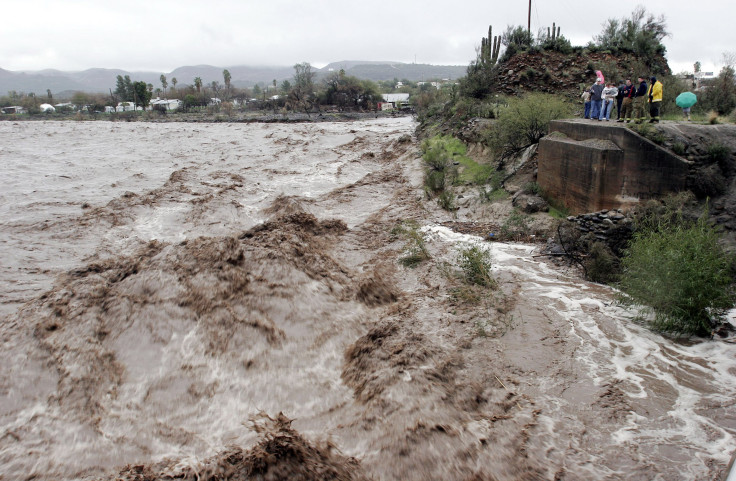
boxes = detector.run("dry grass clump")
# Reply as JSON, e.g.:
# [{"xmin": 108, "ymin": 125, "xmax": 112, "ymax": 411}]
[{"xmin": 707, "ymin": 110, "xmax": 721, "ymax": 124}]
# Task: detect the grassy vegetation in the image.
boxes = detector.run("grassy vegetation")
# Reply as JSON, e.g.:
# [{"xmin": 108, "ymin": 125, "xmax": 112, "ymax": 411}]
[
  {"xmin": 628, "ymin": 123, "xmax": 666, "ymax": 145},
  {"xmin": 500, "ymin": 209, "xmax": 533, "ymax": 241},
  {"xmin": 391, "ymin": 221, "xmax": 431, "ymax": 268},
  {"xmin": 548, "ymin": 205, "xmax": 570, "ymax": 219}
]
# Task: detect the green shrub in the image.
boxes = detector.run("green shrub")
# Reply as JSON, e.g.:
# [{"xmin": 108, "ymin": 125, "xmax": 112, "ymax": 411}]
[
  {"xmin": 584, "ymin": 242, "xmax": 620, "ymax": 283},
  {"xmin": 478, "ymin": 186, "xmax": 508, "ymax": 203},
  {"xmin": 437, "ymin": 190, "xmax": 457, "ymax": 211},
  {"xmin": 618, "ymin": 213, "xmax": 735, "ymax": 336},
  {"xmin": 707, "ymin": 142, "xmax": 730, "ymax": 162},
  {"xmin": 523, "ymin": 182, "xmax": 541, "ymax": 195},
  {"xmin": 488, "ymin": 93, "xmax": 571, "ymax": 160},
  {"xmin": 457, "ymin": 245, "xmax": 497, "ymax": 288},
  {"xmin": 671, "ymin": 142, "xmax": 686, "ymax": 156},
  {"xmin": 421, "ymin": 135, "xmax": 460, "ymax": 193}
]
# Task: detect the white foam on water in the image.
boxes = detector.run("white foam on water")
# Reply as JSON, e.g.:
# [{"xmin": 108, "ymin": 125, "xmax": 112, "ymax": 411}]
[{"xmin": 422, "ymin": 223, "xmax": 736, "ymax": 473}]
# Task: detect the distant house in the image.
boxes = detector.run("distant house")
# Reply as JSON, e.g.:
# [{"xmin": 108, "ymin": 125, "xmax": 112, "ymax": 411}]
[
  {"xmin": 116, "ymin": 102, "xmax": 140, "ymax": 112},
  {"xmin": 39, "ymin": 103, "xmax": 55, "ymax": 113},
  {"xmin": 149, "ymin": 98, "xmax": 182, "ymax": 111},
  {"xmin": 379, "ymin": 93, "xmax": 410, "ymax": 110},
  {"xmin": 1, "ymin": 106, "xmax": 25, "ymax": 114}
]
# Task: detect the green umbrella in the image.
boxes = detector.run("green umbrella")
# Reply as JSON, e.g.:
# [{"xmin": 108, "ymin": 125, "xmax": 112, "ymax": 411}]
[{"xmin": 676, "ymin": 92, "xmax": 697, "ymax": 108}]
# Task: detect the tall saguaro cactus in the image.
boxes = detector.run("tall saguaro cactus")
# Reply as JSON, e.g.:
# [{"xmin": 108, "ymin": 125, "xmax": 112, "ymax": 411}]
[
  {"xmin": 546, "ymin": 22, "xmax": 561, "ymax": 41},
  {"xmin": 480, "ymin": 25, "xmax": 501, "ymax": 66}
]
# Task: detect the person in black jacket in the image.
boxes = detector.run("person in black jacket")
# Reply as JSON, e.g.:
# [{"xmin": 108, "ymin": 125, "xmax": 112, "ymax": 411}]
[
  {"xmin": 590, "ymin": 78, "xmax": 604, "ymax": 121},
  {"xmin": 618, "ymin": 79, "xmax": 635, "ymax": 122},
  {"xmin": 632, "ymin": 76, "xmax": 648, "ymax": 124},
  {"xmin": 616, "ymin": 80, "xmax": 625, "ymax": 119}
]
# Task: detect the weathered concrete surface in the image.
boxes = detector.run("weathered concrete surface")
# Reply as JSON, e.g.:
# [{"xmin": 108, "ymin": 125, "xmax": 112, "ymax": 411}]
[{"xmin": 538, "ymin": 119, "xmax": 691, "ymax": 214}]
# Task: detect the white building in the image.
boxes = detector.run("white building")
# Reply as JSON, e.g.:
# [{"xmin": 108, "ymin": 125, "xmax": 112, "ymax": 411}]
[
  {"xmin": 379, "ymin": 93, "xmax": 410, "ymax": 110},
  {"xmin": 1, "ymin": 106, "xmax": 25, "ymax": 114},
  {"xmin": 149, "ymin": 98, "xmax": 182, "ymax": 111}
]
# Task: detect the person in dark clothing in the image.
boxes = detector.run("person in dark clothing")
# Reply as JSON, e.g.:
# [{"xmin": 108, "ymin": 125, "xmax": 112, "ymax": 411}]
[
  {"xmin": 618, "ymin": 79, "xmax": 635, "ymax": 122},
  {"xmin": 632, "ymin": 76, "xmax": 648, "ymax": 124},
  {"xmin": 616, "ymin": 80, "xmax": 625, "ymax": 119},
  {"xmin": 590, "ymin": 78, "xmax": 604, "ymax": 121}
]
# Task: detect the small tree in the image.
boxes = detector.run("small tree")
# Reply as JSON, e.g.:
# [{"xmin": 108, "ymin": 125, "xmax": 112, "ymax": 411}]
[
  {"xmin": 280, "ymin": 79, "xmax": 292, "ymax": 95},
  {"xmin": 71, "ymin": 91, "xmax": 89, "ymax": 111},
  {"xmin": 114, "ymin": 74, "xmax": 134, "ymax": 102},
  {"xmin": 700, "ymin": 65, "xmax": 736, "ymax": 115},
  {"xmin": 210, "ymin": 81, "xmax": 221, "ymax": 100},
  {"xmin": 287, "ymin": 62, "xmax": 316, "ymax": 114},
  {"xmin": 223, "ymin": 69, "xmax": 231, "ymax": 99},
  {"xmin": 132, "ymin": 81, "xmax": 152, "ymax": 110},
  {"xmin": 182, "ymin": 94, "xmax": 198, "ymax": 112},
  {"xmin": 618, "ymin": 212, "xmax": 735, "ymax": 336},
  {"xmin": 594, "ymin": 7, "xmax": 669, "ymax": 71}
]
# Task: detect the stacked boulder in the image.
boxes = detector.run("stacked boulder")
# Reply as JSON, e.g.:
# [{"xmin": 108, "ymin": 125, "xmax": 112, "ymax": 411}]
[{"xmin": 565, "ymin": 209, "xmax": 634, "ymax": 256}]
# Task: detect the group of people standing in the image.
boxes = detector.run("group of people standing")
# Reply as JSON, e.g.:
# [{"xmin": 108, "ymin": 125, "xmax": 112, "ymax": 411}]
[{"xmin": 582, "ymin": 75, "xmax": 663, "ymax": 123}]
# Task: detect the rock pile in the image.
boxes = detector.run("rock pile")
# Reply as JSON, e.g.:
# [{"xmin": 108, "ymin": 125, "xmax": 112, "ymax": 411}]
[{"xmin": 565, "ymin": 209, "xmax": 634, "ymax": 255}]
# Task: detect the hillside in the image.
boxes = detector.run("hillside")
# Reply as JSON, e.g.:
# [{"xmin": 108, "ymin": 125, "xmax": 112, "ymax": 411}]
[
  {"xmin": 0, "ymin": 61, "xmax": 467, "ymax": 95},
  {"xmin": 487, "ymin": 50, "xmax": 671, "ymax": 99}
]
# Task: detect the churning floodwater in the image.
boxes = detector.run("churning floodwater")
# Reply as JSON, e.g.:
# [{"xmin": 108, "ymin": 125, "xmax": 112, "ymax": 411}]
[{"xmin": 0, "ymin": 118, "xmax": 734, "ymax": 480}]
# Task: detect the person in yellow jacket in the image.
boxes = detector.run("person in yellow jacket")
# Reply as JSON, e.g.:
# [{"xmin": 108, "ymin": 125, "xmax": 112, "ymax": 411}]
[{"xmin": 648, "ymin": 76, "xmax": 663, "ymax": 123}]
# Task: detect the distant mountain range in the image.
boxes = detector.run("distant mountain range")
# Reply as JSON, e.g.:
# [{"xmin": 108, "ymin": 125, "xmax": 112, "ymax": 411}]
[{"xmin": 0, "ymin": 61, "xmax": 468, "ymax": 97}]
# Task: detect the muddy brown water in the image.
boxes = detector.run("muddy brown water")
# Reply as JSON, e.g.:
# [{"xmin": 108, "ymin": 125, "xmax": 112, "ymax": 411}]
[{"xmin": 0, "ymin": 119, "xmax": 735, "ymax": 480}]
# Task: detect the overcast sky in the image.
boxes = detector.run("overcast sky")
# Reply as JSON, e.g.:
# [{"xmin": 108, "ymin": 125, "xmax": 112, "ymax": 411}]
[{"xmin": 2, "ymin": 0, "xmax": 732, "ymax": 75}]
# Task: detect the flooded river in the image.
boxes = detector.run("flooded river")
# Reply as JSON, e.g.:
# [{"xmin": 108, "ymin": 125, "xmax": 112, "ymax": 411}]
[{"xmin": 0, "ymin": 119, "xmax": 734, "ymax": 480}]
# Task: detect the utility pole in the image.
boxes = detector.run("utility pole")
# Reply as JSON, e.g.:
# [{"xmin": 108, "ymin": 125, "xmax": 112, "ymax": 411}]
[{"xmin": 528, "ymin": 0, "xmax": 532, "ymax": 33}]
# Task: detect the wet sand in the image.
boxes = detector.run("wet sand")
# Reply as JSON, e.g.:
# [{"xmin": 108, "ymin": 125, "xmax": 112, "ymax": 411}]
[{"xmin": 0, "ymin": 119, "xmax": 734, "ymax": 480}]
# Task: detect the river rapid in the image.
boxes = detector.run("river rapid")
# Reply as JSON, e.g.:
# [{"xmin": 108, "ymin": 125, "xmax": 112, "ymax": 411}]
[{"xmin": 0, "ymin": 118, "xmax": 734, "ymax": 480}]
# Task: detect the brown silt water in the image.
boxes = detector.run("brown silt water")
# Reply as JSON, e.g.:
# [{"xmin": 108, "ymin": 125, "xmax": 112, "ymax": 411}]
[{"xmin": 0, "ymin": 118, "xmax": 734, "ymax": 480}]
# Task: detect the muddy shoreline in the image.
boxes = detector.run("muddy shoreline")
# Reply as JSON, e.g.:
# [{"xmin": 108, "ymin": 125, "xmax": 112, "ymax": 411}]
[
  {"xmin": 1, "ymin": 118, "xmax": 734, "ymax": 480},
  {"xmin": 0, "ymin": 110, "xmax": 412, "ymax": 124}
]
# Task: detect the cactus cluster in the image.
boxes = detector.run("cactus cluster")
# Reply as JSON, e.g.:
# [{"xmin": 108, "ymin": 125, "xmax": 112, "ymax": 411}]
[
  {"xmin": 480, "ymin": 25, "xmax": 501, "ymax": 66},
  {"xmin": 546, "ymin": 22, "xmax": 561, "ymax": 41}
]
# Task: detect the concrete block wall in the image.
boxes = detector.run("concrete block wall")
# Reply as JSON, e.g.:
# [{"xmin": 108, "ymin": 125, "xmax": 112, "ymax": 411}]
[{"xmin": 537, "ymin": 121, "xmax": 691, "ymax": 214}]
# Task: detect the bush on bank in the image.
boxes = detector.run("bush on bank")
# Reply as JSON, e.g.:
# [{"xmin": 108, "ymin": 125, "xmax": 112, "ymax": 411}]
[{"xmin": 618, "ymin": 211, "xmax": 736, "ymax": 336}]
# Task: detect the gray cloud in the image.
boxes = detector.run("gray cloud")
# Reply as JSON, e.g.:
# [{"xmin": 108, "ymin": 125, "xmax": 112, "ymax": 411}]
[{"xmin": 1, "ymin": 0, "xmax": 732, "ymax": 75}]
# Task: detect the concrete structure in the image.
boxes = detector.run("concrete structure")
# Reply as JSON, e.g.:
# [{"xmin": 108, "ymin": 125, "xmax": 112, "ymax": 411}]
[{"xmin": 537, "ymin": 120, "xmax": 690, "ymax": 214}]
